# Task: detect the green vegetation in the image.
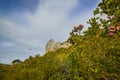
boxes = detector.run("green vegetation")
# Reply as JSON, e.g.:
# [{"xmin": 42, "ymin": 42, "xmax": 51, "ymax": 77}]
[{"xmin": 0, "ymin": 0, "xmax": 120, "ymax": 79}]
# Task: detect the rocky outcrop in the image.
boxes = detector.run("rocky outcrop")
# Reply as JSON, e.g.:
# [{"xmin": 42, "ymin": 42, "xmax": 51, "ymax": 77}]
[
  {"xmin": 46, "ymin": 39, "xmax": 72, "ymax": 52},
  {"xmin": 57, "ymin": 41, "xmax": 72, "ymax": 49},
  {"xmin": 54, "ymin": 41, "xmax": 62, "ymax": 49},
  {"xmin": 46, "ymin": 39, "xmax": 56, "ymax": 52}
]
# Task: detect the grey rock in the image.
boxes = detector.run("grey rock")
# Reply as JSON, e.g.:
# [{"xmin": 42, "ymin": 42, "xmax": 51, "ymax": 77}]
[
  {"xmin": 55, "ymin": 41, "xmax": 62, "ymax": 49},
  {"xmin": 45, "ymin": 39, "xmax": 72, "ymax": 52},
  {"xmin": 46, "ymin": 39, "xmax": 55, "ymax": 52},
  {"xmin": 59, "ymin": 41, "xmax": 72, "ymax": 49}
]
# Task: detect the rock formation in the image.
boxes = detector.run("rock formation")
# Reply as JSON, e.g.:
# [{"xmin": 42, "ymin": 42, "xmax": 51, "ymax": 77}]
[
  {"xmin": 46, "ymin": 39, "xmax": 56, "ymax": 52},
  {"xmin": 45, "ymin": 39, "xmax": 72, "ymax": 52},
  {"xmin": 54, "ymin": 41, "xmax": 62, "ymax": 49},
  {"xmin": 58, "ymin": 41, "xmax": 72, "ymax": 49}
]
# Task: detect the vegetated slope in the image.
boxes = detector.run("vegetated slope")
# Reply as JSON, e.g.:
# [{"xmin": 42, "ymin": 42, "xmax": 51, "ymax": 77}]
[
  {"xmin": 0, "ymin": 35, "xmax": 120, "ymax": 80},
  {"xmin": 0, "ymin": 0, "xmax": 120, "ymax": 79}
]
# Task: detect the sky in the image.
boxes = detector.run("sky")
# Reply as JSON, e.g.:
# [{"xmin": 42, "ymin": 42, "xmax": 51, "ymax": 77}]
[{"xmin": 0, "ymin": 0, "xmax": 100, "ymax": 64}]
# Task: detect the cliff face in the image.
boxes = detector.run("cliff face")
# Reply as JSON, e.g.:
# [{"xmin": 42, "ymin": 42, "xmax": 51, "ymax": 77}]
[{"xmin": 45, "ymin": 39, "xmax": 72, "ymax": 52}]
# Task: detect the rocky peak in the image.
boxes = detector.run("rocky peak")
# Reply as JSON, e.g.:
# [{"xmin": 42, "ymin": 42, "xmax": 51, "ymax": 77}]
[
  {"xmin": 46, "ymin": 39, "xmax": 56, "ymax": 52},
  {"xmin": 45, "ymin": 39, "xmax": 72, "ymax": 52}
]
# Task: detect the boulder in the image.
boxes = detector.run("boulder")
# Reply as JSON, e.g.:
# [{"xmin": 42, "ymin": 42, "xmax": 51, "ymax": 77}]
[{"xmin": 46, "ymin": 39, "xmax": 55, "ymax": 52}]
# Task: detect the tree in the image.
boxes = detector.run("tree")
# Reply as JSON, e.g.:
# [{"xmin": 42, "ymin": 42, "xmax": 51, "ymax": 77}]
[
  {"xmin": 68, "ymin": 24, "xmax": 84, "ymax": 45},
  {"xmin": 70, "ymin": 25, "xmax": 84, "ymax": 36},
  {"xmin": 12, "ymin": 59, "xmax": 22, "ymax": 65},
  {"xmin": 93, "ymin": 0, "xmax": 120, "ymax": 36}
]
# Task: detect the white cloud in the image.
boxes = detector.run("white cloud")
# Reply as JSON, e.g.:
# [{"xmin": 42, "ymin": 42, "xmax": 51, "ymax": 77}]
[
  {"xmin": 26, "ymin": 0, "xmax": 77, "ymax": 31},
  {"xmin": 0, "ymin": 0, "xmax": 98, "ymax": 64}
]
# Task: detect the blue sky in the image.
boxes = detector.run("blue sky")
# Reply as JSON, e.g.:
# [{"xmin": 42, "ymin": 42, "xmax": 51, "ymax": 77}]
[{"xmin": 0, "ymin": 0, "xmax": 100, "ymax": 64}]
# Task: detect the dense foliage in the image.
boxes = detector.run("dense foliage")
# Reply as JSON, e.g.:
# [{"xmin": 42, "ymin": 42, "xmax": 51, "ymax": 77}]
[{"xmin": 0, "ymin": 0, "xmax": 120, "ymax": 80}]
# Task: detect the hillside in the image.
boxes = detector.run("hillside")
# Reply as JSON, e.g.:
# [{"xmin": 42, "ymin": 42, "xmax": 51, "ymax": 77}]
[
  {"xmin": 0, "ymin": 35, "xmax": 120, "ymax": 80},
  {"xmin": 0, "ymin": 0, "xmax": 120, "ymax": 80}
]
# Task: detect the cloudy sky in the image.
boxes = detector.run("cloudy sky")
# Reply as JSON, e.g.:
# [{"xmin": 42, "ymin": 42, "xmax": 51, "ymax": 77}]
[{"xmin": 0, "ymin": 0, "xmax": 100, "ymax": 64}]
